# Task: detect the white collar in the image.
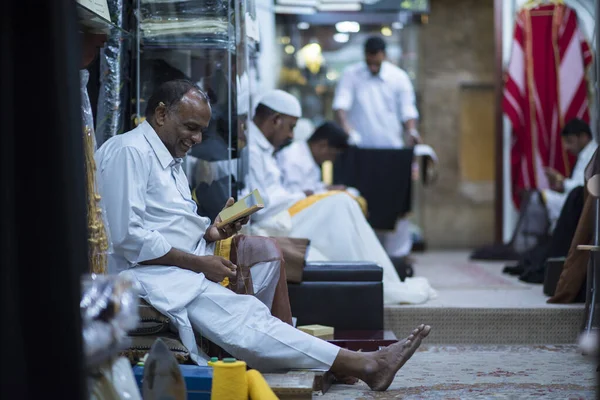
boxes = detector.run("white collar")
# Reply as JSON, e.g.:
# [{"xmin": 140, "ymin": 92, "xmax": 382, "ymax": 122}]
[
  {"xmin": 249, "ymin": 120, "xmax": 275, "ymax": 154},
  {"xmin": 141, "ymin": 121, "xmax": 179, "ymax": 170},
  {"xmin": 299, "ymin": 141, "xmax": 319, "ymax": 169},
  {"xmin": 362, "ymin": 61, "xmax": 393, "ymax": 81},
  {"xmin": 579, "ymin": 140, "xmax": 597, "ymax": 159}
]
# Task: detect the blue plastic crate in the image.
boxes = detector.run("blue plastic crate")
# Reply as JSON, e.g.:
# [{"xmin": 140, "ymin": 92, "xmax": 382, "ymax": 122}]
[{"xmin": 133, "ymin": 365, "xmax": 213, "ymax": 400}]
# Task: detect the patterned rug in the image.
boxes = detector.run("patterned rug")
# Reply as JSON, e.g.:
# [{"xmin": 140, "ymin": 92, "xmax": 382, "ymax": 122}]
[
  {"xmin": 414, "ymin": 253, "xmax": 524, "ymax": 290},
  {"xmin": 322, "ymin": 345, "xmax": 597, "ymax": 399}
]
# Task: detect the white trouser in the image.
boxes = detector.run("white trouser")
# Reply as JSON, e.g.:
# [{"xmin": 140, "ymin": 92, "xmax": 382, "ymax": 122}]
[
  {"xmin": 376, "ymin": 218, "xmax": 413, "ymax": 258},
  {"xmin": 187, "ymin": 278, "xmax": 340, "ymax": 371},
  {"xmin": 124, "ymin": 258, "xmax": 341, "ymax": 368},
  {"xmin": 287, "ymin": 193, "xmax": 435, "ymax": 305},
  {"xmin": 249, "ymin": 261, "xmax": 280, "ymax": 309}
]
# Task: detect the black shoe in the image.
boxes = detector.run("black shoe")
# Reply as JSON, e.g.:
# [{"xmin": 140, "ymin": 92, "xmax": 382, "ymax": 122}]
[
  {"xmin": 503, "ymin": 264, "xmax": 524, "ymax": 275},
  {"xmin": 390, "ymin": 257, "xmax": 413, "ymax": 282},
  {"xmin": 519, "ymin": 269, "xmax": 545, "ymax": 284}
]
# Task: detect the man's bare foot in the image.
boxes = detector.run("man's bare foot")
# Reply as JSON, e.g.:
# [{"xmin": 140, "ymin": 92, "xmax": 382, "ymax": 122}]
[
  {"xmin": 332, "ymin": 373, "xmax": 359, "ymax": 385},
  {"xmin": 362, "ymin": 324, "xmax": 431, "ymax": 391}
]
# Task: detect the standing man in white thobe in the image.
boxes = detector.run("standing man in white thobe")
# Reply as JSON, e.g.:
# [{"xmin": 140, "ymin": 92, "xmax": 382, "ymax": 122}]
[
  {"xmin": 96, "ymin": 79, "xmax": 431, "ymax": 388},
  {"xmin": 333, "ymin": 36, "xmax": 420, "ymax": 262},
  {"xmin": 246, "ymin": 90, "xmax": 436, "ymax": 305}
]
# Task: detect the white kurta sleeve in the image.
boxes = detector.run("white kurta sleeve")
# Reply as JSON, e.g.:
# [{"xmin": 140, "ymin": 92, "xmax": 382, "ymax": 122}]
[
  {"xmin": 396, "ymin": 71, "xmax": 419, "ymax": 123},
  {"xmin": 98, "ymin": 146, "xmax": 172, "ymax": 265},
  {"xmin": 563, "ymin": 167, "xmax": 585, "ymax": 194},
  {"xmin": 278, "ymin": 148, "xmax": 328, "ymax": 194},
  {"xmin": 248, "ymin": 147, "xmax": 305, "ymax": 221},
  {"xmin": 332, "ymin": 68, "xmax": 355, "ymax": 111}
]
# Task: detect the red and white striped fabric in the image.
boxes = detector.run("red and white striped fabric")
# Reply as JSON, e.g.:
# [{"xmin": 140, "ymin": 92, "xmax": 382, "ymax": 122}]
[{"xmin": 503, "ymin": 3, "xmax": 592, "ymax": 208}]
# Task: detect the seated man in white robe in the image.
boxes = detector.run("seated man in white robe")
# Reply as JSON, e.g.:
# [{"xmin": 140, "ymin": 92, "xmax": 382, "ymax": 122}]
[
  {"xmin": 543, "ymin": 118, "xmax": 597, "ymax": 227},
  {"xmin": 276, "ymin": 121, "xmax": 351, "ymax": 195},
  {"xmin": 247, "ymin": 90, "xmax": 436, "ymax": 305},
  {"xmin": 96, "ymin": 79, "xmax": 431, "ymax": 390}
]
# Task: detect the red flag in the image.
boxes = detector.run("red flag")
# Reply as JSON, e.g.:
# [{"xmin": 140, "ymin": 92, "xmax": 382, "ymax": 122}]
[{"xmin": 503, "ymin": 3, "xmax": 592, "ymax": 208}]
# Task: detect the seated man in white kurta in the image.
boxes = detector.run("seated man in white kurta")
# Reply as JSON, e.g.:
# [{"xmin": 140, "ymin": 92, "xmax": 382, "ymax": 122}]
[
  {"xmin": 276, "ymin": 121, "xmax": 352, "ymax": 195},
  {"xmin": 247, "ymin": 90, "xmax": 436, "ymax": 305},
  {"xmin": 96, "ymin": 79, "xmax": 431, "ymax": 390},
  {"xmin": 543, "ymin": 118, "xmax": 597, "ymax": 227}
]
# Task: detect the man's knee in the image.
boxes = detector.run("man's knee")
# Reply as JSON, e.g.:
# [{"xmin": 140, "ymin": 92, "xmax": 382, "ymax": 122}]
[{"xmin": 236, "ymin": 235, "xmax": 284, "ymax": 264}]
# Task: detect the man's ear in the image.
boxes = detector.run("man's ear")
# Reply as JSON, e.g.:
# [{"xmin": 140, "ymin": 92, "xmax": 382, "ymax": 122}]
[
  {"xmin": 155, "ymin": 102, "xmax": 168, "ymax": 126},
  {"xmin": 273, "ymin": 113, "xmax": 282, "ymax": 126}
]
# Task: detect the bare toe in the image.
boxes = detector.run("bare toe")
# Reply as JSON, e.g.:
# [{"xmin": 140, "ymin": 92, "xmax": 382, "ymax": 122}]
[
  {"xmin": 419, "ymin": 325, "xmax": 431, "ymax": 338},
  {"xmin": 364, "ymin": 327, "xmax": 429, "ymax": 392}
]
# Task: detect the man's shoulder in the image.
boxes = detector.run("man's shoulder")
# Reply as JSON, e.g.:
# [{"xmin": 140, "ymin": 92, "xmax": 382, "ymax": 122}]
[
  {"xmin": 277, "ymin": 141, "xmax": 303, "ymax": 162},
  {"xmin": 97, "ymin": 126, "xmax": 151, "ymax": 161},
  {"xmin": 279, "ymin": 140, "xmax": 302, "ymax": 154},
  {"xmin": 382, "ymin": 62, "xmax": 411, "ymax": 81},
  {"xmin": 342, "ymin": 62, "xmax": 365, "ymax": 76}
]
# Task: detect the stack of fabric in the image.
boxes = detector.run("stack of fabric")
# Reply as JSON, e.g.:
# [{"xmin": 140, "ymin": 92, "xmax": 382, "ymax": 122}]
[
  {"xmin": 121, "ymin": 300, "xmax": 192, "ymax": 364},
  {"xmin": 140, "ymin": 0, "xmax": 231, "ymax": 47},
  {"xmin": 81, "ymin": 274, "xmax": 140, "ymax": 366}
]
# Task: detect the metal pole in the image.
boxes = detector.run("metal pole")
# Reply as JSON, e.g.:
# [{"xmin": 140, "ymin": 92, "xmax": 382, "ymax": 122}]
[
  {"xmin": 494, "ymin": 0, "xmax": 505, "ymax": 243},
  {"xmin": 136, "ymin": 0, "xmax": 141, "ymax": 123},
  {"xmin": 596, "ymin": 0, "xmax": 600, "ymax": 141}
]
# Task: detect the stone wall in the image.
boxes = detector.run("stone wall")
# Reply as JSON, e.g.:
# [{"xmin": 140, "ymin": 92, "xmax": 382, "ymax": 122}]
[{"xmin": 417, "ymin": 0, "xmax": 496, "ymax": 248}]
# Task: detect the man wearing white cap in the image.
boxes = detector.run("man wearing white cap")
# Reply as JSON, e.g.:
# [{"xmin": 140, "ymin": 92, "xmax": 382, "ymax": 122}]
[{"xmin": 246, "ymin": 89, "xmax": 436, "ymax": 305}]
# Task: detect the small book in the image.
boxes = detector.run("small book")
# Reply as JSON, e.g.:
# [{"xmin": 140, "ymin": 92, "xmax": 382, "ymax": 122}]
[
  {"xmin": 216, "ymin": 189, "xmax": 264, "ymax": 228},
  {"xmin": 297, "ymin": 324, "xmax": 334, "ymax": 340}
]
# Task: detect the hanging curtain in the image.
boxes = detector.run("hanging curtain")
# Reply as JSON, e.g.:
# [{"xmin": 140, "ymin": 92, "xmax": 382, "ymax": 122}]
[
  {"xmin": 1, "ymin": 1, "xmax": 87, "ymax": 398},
  {"xmin": 96, "ymin": 0, "xmax": 128, "ymax": 146},
  {"xmin": 504, "ymin": 1, "xmax": 593, "ymax": 208}
]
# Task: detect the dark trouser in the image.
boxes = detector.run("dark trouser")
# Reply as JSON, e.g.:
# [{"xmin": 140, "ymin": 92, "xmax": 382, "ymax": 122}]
[{"xmin": 518, "ymin": 187, "xmax": 584, "ymax": 283}]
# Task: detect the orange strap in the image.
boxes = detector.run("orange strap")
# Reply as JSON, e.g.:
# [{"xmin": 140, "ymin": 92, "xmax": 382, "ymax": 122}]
[{"xmin": 288, "ymin": 191, "xmax": 368, "ymax": 217}]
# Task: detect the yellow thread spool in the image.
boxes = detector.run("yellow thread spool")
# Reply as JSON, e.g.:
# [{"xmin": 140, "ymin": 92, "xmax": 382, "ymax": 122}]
[
  {"xmin": 211, "ymin": 358, "xmax": 247, "ymax": 400},
  {"xmin": 247, "ymin": 369, "xmax": 278, "ymax": 400},
  {"xmin": 207, "ymin": 357, "xmax": 219, "ymax": 367}
]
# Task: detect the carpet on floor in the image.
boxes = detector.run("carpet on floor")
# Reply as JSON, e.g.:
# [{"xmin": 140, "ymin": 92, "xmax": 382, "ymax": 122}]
[
  {"xmin": 417, "ymin": 259, "xmax": 523, "ymax": 290},
  {"xmin": 322, "ymin": 344, "xmax": 596, "ymax": 399}
]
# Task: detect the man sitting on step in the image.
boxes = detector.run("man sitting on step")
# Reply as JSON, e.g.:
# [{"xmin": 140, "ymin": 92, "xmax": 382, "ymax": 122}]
[
  {"xmin": 96, "ymin": 79, "xmax": 431, "ymax": 390},
  {"xmin": 276, "ymin": 121, "xmax": 351, "ymax": 196},
  {"xmin": 504, "ymin": 119, "xmax": 597, "ymax": 282},
  {"xmin": 246, "ymin": 89, "xmax": 436, "ymax": 305}
]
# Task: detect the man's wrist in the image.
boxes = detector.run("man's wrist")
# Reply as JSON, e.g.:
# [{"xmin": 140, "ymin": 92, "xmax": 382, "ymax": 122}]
[
  {"xmin": 407, "ymin": 128, "xmax": 420, "ymax": 139},
  {"xmin": 182, "ymin": 253, "xmax": 207, "ymax": 273},
  {"xmin": 204, "ymin": 225, "xmax": 217, "ymax": 243}
]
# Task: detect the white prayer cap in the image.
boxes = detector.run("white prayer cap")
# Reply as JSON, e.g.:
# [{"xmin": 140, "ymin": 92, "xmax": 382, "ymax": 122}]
[{"xmin": 256, "ymin": 90, "xmax": 302, "ymax": 118}]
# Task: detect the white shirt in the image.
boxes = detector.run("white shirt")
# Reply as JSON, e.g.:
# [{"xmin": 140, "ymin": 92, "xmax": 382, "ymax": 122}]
[
  {"xmin": 565, "ymin": 140, "xmax": 598, "ymax": 193},
  {"xmin": 276, "ymin": 141, "xmax": 327, "ymax": 194},
  {"xmin": 95, "ymin": 121, "xmax": 212, "ymax": 274},
  {"xmin": 333, "ymin": 61, "xmax": 418, "ymax": 149},
  {"xmin": 543, "ymin": 140, "xmax": 598, "ymax": 225},
  {"xmin": 247, "ymin": 121, "xmax": 305, "ymax": 221}
]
